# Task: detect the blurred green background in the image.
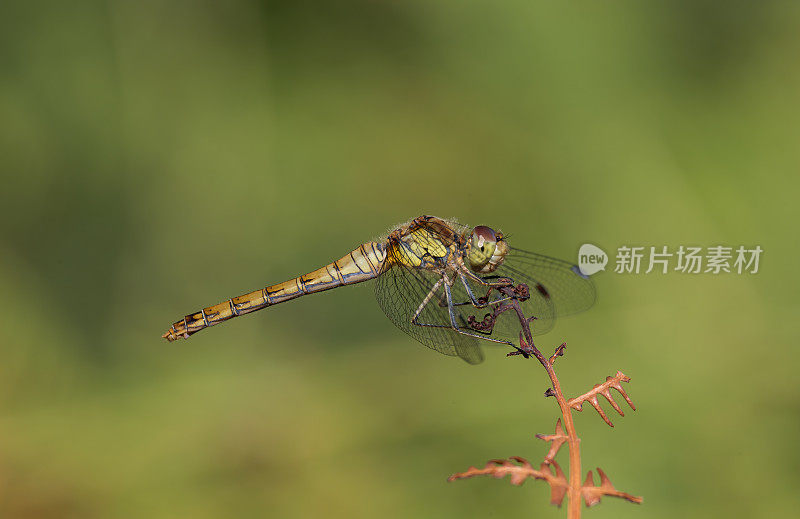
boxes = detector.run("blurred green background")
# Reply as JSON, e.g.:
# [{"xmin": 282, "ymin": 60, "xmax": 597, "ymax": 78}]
[{"xmin": 1, "ymin": 1, "xmax": 798, "ymax": 518}]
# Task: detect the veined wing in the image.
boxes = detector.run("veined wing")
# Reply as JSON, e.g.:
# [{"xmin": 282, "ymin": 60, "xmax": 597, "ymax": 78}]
[
  {"xmin": 375, "ymin": 247, "xmax": 594, "ymax": 363},
  {"xmin": 473, "ymin": 247, "xmax": 595, "ymax": 341},
  {"xmin": 504, "ymin": 247, "xmax": 596, "ymax": 317},
  {"xmin": 375, "ymin": 262, "xmax": 485, "ymax": 365}
]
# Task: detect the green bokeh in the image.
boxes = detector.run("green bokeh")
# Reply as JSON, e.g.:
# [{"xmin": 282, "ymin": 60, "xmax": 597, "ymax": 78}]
[{"xmin": 1, "ymin": 1, "xmax": 797, "ymax": 518}]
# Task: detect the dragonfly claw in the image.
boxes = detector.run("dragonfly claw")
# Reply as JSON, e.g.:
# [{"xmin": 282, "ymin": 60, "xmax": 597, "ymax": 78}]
[{"xmin": 468, "ymin": 312, "xmax": 496, "ymax": 333}]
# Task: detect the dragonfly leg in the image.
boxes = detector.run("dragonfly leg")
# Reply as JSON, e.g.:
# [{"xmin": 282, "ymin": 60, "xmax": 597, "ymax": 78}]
[
  {"xmin": 430, "ymin": 269, "xmax": 479, "ymax": 309},
  {"xmin": 443, "ymin": 277, "xmax": 514, "ymax": 347},
  {"xmin": 461, "ymin": 265, "xmax": 515, "ymax": 288},
  {"xmin": 409, "ymin": 275, "xmax": 512, "ymax": 346},
  {"xmin": 450, "ymin": 271, "xmax": 516, "ymax": 308},
  {"xmin": 456, "ymin": 271, "xmax": 483, "ymax": 306},
  {"xmin": 411, "ymin": 278, "xmax": 444, "ymax": 323},
  {"xmin": 411, "ymin": 275, "xmax": 465, "ymax": 329}
]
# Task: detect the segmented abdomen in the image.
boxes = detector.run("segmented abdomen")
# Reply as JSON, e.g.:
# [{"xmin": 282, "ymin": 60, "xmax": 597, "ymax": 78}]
[{"xmin": 162, "ymin": 242, "xmax": 386, "ymax": 341}]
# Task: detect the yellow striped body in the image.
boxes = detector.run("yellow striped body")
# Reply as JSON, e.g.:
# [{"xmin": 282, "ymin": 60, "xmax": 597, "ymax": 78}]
[
  {"xmin": 162, "ymin": 242, "xmax": 387, "ymax": 341},
  {"xmin": 162, "ymin": 216, "xmax": 467, "ymax": 342}
]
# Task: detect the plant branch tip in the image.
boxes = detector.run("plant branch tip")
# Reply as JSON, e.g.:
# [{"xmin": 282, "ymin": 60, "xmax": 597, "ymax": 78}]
[{"xmin": 549, "ymin": 342, "xmax": 567, "ymax": 364}]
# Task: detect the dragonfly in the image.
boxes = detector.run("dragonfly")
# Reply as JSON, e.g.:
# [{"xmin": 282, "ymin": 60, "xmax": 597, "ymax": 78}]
[{"xmin": 162, "ymin": 215, "xmax": 596, "ymax": 364}]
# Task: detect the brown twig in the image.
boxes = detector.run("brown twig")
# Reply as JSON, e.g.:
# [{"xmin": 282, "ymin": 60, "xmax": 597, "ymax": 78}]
[{"xmin": 448, "ymin": 283, "xmax": 641, "ymax": 517}]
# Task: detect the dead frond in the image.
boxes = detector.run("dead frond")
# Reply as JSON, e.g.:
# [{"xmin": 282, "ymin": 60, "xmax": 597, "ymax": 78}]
[
  {"xmin": 581, "ymin": 468, "xmax": 643, "ymax": 507},
  {"xmin": 535, "ymin": 418, "xmax": 568, "ymax": 464},
  {"xmin": 448, "ymin": 284, "xmax": 641, "ymax": 517},
  {"xmin": 567, "ymin": 371, "xmax": 635, "ymax": 427},
  {"xmin": 448, "ymin": 457, "xmax": 569, "ymax": 506}
]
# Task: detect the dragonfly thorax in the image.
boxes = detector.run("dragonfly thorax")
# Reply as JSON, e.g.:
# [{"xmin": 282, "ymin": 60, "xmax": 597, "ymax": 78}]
[{"xmin": 385, "ymin": 218, "xmax": 461, "ymax": 270}]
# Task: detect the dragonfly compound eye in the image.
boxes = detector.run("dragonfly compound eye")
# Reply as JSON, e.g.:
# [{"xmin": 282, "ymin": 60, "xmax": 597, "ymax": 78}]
[{"xmin": 467, "ymin": 226, "xmax": 497, "ymax": 271}]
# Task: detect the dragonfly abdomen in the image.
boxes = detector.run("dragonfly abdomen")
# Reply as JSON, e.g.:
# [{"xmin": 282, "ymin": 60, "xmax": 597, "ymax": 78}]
[{"xmin": 162, "ymin": 242, "xmax": 386, "ymax": 341}]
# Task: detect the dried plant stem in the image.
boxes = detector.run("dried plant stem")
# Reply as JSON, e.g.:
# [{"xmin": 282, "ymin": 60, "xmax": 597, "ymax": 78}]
[
  {"xmin": 543, "ymin": 359, "xmax": 582, "ymax": 517},
  {"xmin": 449, "ymin": 284, "xmax": 640, "ymax": 516},
  {"xmin": 505, "ymin": 286, "xmax": 582, "ymax": 517}
]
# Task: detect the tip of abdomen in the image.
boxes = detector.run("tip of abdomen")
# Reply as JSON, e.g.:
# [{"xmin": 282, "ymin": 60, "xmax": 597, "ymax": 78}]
[{"xmin": 162, "ymin": 326, "xmax": 188, "ymax": 342}]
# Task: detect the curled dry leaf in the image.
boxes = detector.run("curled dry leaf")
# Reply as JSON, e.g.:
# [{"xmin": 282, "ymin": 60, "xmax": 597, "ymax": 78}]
[
  {"xmin": 567, "ymin": 371, "xmax": 635, "ymax": 427},
  {"xmin": 581, "ymin": 467, "xmax": 643, "ymax": 507},
  {"xmin": 549, "ymin": 342, "xmax": 567, "ymax": 365},
  {"xmin": 535, "ymin": 418, "xmax": 568, "ymax": 464},
  {"xmin": 448, "ymin": 457, "xmax": 569, "ymax": 507}
]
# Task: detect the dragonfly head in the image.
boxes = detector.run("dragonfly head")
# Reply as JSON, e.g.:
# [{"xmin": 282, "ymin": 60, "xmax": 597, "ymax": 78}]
[{"xmin": 466, "ymin": 225, "xmax": 509, "ymax": 273}]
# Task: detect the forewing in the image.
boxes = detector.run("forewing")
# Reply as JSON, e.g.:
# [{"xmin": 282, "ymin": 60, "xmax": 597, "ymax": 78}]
[
  {"xmin": 488, "ymin": 247, "xmax": 596, "ymax": 338},
  {"xmin": 375, "ymin": 262, "xmax": 484, "ymax": 364}
]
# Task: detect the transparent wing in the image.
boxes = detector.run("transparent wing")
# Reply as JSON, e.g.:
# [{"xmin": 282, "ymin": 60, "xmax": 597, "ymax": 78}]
[
  {"xmin": 476, "ymin": 247, "xmax": 596, "ymax": 340},
  {"xmin": 375, "ymin": 262, "xmax": 485, "ymax": 364},
  {"xmin": 503, "ymin": 247, "xmax": 596, "ymax": 317}
]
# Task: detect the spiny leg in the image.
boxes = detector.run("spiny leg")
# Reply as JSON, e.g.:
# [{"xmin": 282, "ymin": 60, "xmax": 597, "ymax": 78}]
[
  {"xmin": 411, "ymin": 277, "xmax": 444, "ymax": 323},
  {"xmin": 450, "ymin": 271, "xmax": 515, "ymax": 308},
  {"xmin": 411, "ymin": 275, "xmax": 456, "ymax": 330},
  {"xmin": 443, "ymin": 277, "xmax": 513, "ymax": 347},
  {"xmin": 449, "ymin": 271, "xmax": 483, "ymax": 307},
  {"xmin": 410, "ymin": 275, "xmax": 511, "ymax": 346}
]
